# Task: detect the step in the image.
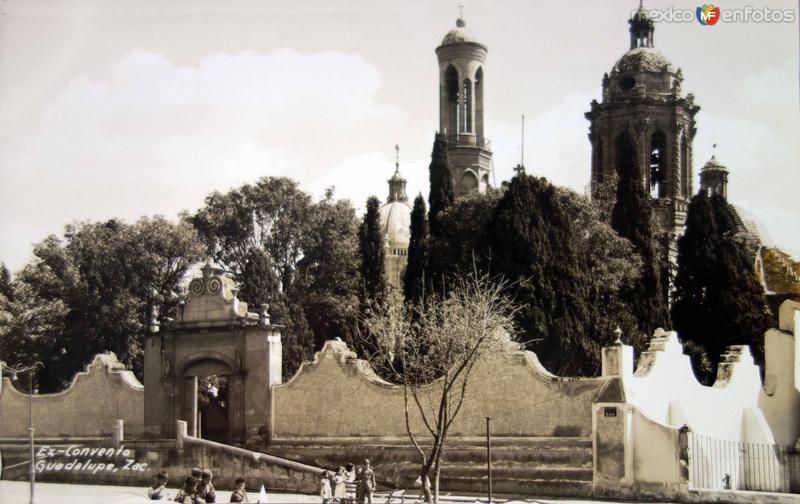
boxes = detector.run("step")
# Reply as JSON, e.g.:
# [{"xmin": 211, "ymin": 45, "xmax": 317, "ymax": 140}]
[{"xmin": 438, "ymin": 476, "xmax": 594, "ymax": 498}]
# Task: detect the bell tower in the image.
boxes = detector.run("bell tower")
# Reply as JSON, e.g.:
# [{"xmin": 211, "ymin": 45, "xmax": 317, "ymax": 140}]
[
  {"xmin": 436, "ymin": 15, "xmax": 492, "ymax": 196},
  {"xmin": 586, "ymin": 2, "xmax": 701, "ymax": 246}
]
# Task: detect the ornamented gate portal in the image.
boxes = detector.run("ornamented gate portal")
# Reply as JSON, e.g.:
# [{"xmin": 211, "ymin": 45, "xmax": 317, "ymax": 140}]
[{"xmin": 143, "ymin": 264, "xmax": 282, "ymax": 444}]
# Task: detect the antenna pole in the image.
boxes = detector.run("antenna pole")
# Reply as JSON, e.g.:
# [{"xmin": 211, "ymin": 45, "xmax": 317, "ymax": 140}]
[{"xmin": 521, "ymin": 114, "xmax": 525, "ymax": 167}]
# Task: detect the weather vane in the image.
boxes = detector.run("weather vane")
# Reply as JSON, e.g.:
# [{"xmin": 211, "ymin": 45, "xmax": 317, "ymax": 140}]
[
  {"xmin": 395, "ymin": 144, "xmax": 400, "ymax": 171},
  {"xmin": 459, "ymin": 5, "xmax": 464, "ymax": 18}
]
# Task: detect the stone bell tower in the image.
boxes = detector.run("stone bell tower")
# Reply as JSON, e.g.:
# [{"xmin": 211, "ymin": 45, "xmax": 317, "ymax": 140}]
[
  {"xmin": 436, "ymin": 15, "xmax": 493, "ymax": 196},
  {"xmin": 585, "ymin": 2, "xmax": 701, "ymax": 245}
]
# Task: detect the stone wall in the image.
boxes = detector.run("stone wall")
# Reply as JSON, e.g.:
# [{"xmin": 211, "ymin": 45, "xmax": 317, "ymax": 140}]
[
  {"xmin": 271, "ymin": 338, "xmax": 609, "ymax": 441},
  {"xmin": 616, "ymin": 329, "xmax": 772, "ymax": 443},
  {"xmin": 0, "ymin": 354, "xmax": 143, "ymax": 438}
]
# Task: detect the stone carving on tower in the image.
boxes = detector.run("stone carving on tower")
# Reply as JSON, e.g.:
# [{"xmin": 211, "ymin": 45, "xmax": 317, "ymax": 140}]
[
  {"xmin": 436, "ymin": 15, "xmax": 493, "ymax": 196},
  {"xmin": 585, "ymin": 2, "xmax": 701, "ymax": 249}
]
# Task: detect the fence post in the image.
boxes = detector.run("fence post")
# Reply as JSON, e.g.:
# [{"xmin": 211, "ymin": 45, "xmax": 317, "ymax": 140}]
[{"xmin": 112, "ymin": 419, "xmax": 124, "ymax": 448}]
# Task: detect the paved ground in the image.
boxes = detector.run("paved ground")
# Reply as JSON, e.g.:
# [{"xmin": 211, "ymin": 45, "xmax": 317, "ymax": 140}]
[{"xmin": 0, "ymin": 481, "xmax": 660, "ymax": 504}]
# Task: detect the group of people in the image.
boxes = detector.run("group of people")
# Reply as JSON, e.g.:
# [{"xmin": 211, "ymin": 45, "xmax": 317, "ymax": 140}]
[
  {"xmin": 319, "ymin": 459, "xmax": 376, "ymax": 504},
  {"xmin": 147, "ymin": 467, "xmax": 249, "ymax": 503}
]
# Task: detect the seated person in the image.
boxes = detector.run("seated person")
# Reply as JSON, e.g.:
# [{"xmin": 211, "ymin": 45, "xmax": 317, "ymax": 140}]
[
  {"xmin": 173, "ymin": 476, "xmax": 199, "ymax": 504},
  {"xmin": 147, "ymin": 471, "xmax": 169, "ymax": 500},
  {"xmin": 230, "ymin": 477, "xmax": 249, "ymax": 503}
]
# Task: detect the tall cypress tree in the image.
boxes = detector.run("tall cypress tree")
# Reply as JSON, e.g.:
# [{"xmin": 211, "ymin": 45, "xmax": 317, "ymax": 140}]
[
  {"xmin": 239, "ymin": 247, "xmax": 281, "ymax": 308},
  {"xmin": 428, "ymin": 134, "xmax": 455, "ymax": 238},
  {"xmin": 672, "ymin": 192, "xmax": 771, "ymax": 384},
  {"xmin": 480, "ymin": 175, "xmax": 598, "ymax": 376},
  {"xmin": 611, "ymin": 156, "xmax": 668, "ymax": 345},
  {"xmin": 358, "ymin": 196, "xmax": 388, "ymax": 308},
  {"xmin": 404, "ymin": 195, "xmax": 429, "ymax": 305}
]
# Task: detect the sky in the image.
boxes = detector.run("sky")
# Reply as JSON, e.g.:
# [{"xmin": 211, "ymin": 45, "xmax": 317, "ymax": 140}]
[{"xmin": 0, "ymin": 0, "xmax": 798, "ymax": 272}]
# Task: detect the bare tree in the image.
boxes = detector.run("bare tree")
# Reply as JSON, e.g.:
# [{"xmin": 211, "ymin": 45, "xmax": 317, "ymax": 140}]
[{"xmin": 362, "ymin": 274, "xmax": 518, "ymax": 503}]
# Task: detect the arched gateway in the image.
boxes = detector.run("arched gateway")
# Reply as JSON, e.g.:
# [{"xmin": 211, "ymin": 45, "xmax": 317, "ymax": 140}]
[{"xmin": 143, "ymin": 264, "xmax": 282, "ymax": 444}]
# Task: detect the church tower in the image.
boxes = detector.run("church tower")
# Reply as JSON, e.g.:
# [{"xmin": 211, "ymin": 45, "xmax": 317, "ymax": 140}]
[
  {"xmin": 436, "ymin": 15, "xmax": 492, "ymax": 196},
  {"xmin": 379, "ymin": 146, "xmax": 412, "ymax": 291},
  {"xmin": 586, "ymin": 2, "xmax": 701, "ymax": 243}
]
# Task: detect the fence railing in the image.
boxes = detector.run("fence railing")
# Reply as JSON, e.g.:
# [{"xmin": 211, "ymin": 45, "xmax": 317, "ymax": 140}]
[{"xmin": 688, "ymin": 432, "xmax": 800, "ymax": 494}]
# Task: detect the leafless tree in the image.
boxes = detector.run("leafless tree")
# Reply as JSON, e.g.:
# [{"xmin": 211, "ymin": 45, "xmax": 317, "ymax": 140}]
[{"xmin": 361, "ymin": 274, "xmax": 518, "ymax": 503}]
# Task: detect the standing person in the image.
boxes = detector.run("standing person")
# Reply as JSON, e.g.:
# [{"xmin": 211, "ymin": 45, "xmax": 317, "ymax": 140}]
[
  {"xmin": 355, "ymin": 467, "xmax": 365, "ymax": 504},
  {"xmin": 173, "ymin": 476, "xmax": 198, "ymax": 504},
  {"xmin": 360, "ymin": 460, "xmax": 376, "ymax": 504},
  {"xmin": 333, "ymin": 466, "xmax": 347, "ymax": 499},
  {"xmin": 320, "ymin": 471, "xmax": 333, "ymax": 504},
  {"xmin": 344, "ymin": 463, "xmax": 357, "ymax": 500},
  {"xmin": 230, "ymin": 477, "xmax": 249, "ymax": 503},
  {"xmin": 147, "ymin": 471, "xmax": 169, "ymax": 500},
  {"xmin": 197, "ymin": 468, "xmax": 216, "ymax": 503}
]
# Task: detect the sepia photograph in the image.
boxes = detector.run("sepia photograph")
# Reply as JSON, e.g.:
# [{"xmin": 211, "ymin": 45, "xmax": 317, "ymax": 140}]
[{"xmin": 0, "ymin": 1, "xmax": 798, "ymax": 503}]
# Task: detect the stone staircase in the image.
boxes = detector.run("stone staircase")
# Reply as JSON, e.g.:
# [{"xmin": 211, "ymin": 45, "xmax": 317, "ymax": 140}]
[{"xmin": 268, "ymin": 436, "xmax": 594, "ymax": 498}]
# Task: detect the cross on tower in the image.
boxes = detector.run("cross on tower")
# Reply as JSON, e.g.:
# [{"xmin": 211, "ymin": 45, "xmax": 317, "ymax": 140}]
[{"xmin": 395, "ymin": 144, "xmax": 400, "ymax": 171}]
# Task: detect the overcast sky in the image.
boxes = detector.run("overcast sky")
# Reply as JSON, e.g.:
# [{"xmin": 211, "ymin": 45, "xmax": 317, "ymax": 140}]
[{"xmin": 1, "ymin": 0, "xmax": 798, "ymax": 272}]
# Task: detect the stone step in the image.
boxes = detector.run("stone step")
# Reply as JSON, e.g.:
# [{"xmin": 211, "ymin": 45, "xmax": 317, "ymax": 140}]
[
  {"xmin": 439, "ymin": 475, "xmax": 594, "ymax": 498},
  {"xmin": 389, "ymin": 461, "xmax": 592, "ymax": 482}
]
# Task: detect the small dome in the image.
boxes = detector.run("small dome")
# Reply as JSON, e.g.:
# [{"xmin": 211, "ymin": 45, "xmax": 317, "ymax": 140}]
[
  {"xmin": 701, "ymin": 155, "xmax": 727, "ymax": 172},
  {"xmin": 380, "ymin": 200, "xmax": 412, "ymax": 248},
  {"xmin": 440, "ymin": 17, "xmax": 485, "ymax": 47},
  {"xmin": 612, "ymin": 47, "xmax": 673, "ymax": 75}
]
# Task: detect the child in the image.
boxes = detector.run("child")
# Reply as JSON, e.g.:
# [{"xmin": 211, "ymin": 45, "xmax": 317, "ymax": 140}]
[
  {"xmin": 320, "ymin": 471, "xmax": 333, "ymax": 504},
  {"xmin": 333, "ymin": 466, "xmax": 346, "ymax": 499},
  {"xmin": 230, "ymin": 477, "xmax": 249, "ymax": 503},
  {"xmin": 173, "ymin": 476, "xmax": 198, "ymax": 504},
  {"xmin": 147, "ymin": 471, "xmax": 169, "ymax": 500},
  {"xmin": 197, "ymin": 468, "xmax": 216, "ymax": 503}
]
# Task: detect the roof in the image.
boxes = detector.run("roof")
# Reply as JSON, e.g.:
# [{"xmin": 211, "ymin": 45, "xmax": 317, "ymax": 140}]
[
  {"xmin": 440, "ymin": 17, "xmax": 486, "ymax": 48},
  {"xmin": 758, "ymin": 247, "xmax": 800, "ymax": 296},
  {"xmin": 701, "ymin": 155, "xmax": 727, "ymax": 173},
  {"xmin": 379, "ymin": 200, "xmax": 412, "ymax": 247},
  {"xmin": 612, "ymin": 47, "xmax": 673, "ymax": 75}
]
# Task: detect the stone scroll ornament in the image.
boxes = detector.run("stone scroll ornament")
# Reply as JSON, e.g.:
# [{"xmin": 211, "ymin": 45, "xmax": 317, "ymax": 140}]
[{"xmin": 189, "ymin": 278, "xmax": 205, "ymax": 296}]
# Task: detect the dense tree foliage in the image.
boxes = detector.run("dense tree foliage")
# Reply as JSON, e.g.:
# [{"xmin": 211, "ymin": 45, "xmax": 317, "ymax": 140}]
[
  {"xmin": 0, "ymin": 217, "xmax": 205, "ymax": 391},
  {"xmin": 427, "ymin": 134, "xmax": 455, "ymax": 238},
  {"xmin": 478, "ymin": 175, "xmax": 640, "ymax": 375},
  {"xmin": 358, "ymin": 196, "xmax": 388, "ymax": 308},
  {"xmin": 403, "ymin": 195, "xmax": 429, "ymax": 305},
  {"xmin": 672, "ymin": 192, "xmax": 771, "ymax": 384},
  {"xmin": 611, "ymin": 164, "xmax": 669, "ymax": 340},
  {"xmin": 192, "ymin": 180, "xmax": 361, "ymax": 377}
]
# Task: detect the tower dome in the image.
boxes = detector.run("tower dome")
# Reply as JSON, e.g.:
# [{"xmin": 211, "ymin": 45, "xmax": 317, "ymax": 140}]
[
  {"xmin": 440, "ymin": 17, "xmax": 486, "ymax": 48},
  {"xmin": 379, "ymin": 146, "xmax": 412, "ymax": 290}
]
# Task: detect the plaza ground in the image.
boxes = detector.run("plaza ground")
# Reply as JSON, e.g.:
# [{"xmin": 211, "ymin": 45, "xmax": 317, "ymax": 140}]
[{"xmin": 0, "ymin": 480, "xmax": 663, "ymax": 504}]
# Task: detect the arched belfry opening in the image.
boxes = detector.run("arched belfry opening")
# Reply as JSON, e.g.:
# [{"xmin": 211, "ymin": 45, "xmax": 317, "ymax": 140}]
[
  {"xmin": 680, "ymin": 134, "xmax": 689, "ymax": 197},
  {"xmin": 462, "ymin": 78, "xmax": 473, "ymax": 133},
  {"xmin": 614, "ymin": 132, "xmax": 638, "ymax": 181},
  {"xmin": 649, "ymin": 131, "xmax": 667, "ymax": 198},
  {"xmin": 444, "ymin": 65, "xmax": 459, "ymax": 137},
  {"xmin": 144, "ymin": 264, "xmax": 282, "ymax": 445}
]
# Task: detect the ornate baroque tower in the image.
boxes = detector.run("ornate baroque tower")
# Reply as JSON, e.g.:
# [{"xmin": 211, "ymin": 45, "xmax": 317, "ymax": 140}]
[
  {"xmin": 586, "ymin": 3, "xmax": 701, "ymax": 243},
  {"xmin": 436, "ymin": 16, "xmax": 493, "ymax": 196}
]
